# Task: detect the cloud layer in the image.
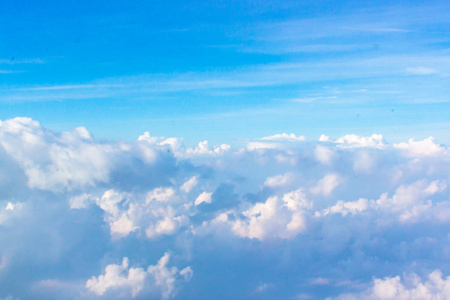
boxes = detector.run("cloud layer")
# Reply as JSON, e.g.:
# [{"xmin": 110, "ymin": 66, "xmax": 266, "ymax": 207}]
[{"xmin": 0, "ymin": 117, "xmax": 449, "ymax": 299}]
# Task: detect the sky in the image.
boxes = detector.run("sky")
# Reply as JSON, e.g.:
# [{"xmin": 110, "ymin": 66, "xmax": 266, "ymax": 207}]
[
  {"xmin": 1, "ymin": 1, "xmax": 450, "ymax": 299},
  {"xmin": 1, "ymin": 0, "xmax": 450, "ymax": 145}
]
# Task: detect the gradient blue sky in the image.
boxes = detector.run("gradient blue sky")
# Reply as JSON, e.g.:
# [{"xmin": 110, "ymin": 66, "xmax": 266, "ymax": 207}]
[
  {"xmin": 2, "ymin": 2, "xmax": 450, "ymax": 298},
  {"xmin": 1, "ymin": 0, "xmax": 450, "ymax": 146}
]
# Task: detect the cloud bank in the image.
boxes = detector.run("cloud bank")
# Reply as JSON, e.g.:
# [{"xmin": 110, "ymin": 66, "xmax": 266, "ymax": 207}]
[{"xmin": 0, "ymin": 117, "xmax": 449, "ymax": 299}]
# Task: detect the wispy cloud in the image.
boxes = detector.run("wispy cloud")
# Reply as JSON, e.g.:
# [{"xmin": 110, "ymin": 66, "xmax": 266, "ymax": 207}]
[
  {"xmin": 406, "ymin": 66, "xmax": 437, "ymax": 75},
  {"xmin": 291, "ymin": 96, "xmax": 338, "ymax": 103},
  {"xmin": 0, "ymin": 54, "xmax": 449, "ymax": 103},
  {"xmin": 0, "ymin": 58, "xmax": 45, "ymax": 65}
]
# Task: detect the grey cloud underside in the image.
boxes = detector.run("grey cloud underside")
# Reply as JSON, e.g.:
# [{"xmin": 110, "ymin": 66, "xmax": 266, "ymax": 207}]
[{"xmin": 0, "ymin": 118, "xmax": 449, "ymax": 299}]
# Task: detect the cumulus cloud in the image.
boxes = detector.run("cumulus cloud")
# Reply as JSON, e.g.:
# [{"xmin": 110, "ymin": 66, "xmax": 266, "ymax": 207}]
[
  {"xmin": 264, "ymin": 172, "xmax": 293, "ymax": 188},
  {"xmin": 186, "ymin": 141, "xmax": 230, "ymax": 155},
  {"xmin": 86, "ymin": 253, "xmax": 192, "ymax": 298},
  {"xmin": 315, "ymin": 145, "xmax": 334, "ymax": 165},
  {"xmin": 334, "ymin": 134, "xmax": 385, "ymax": 149},
  {"xmin": 317, "ymin": 198, "xmax": 369, "ymax": 217},
  {"xmin": 230, "ymin": 188, "xmax": 311, "ymax": 240},
  {"xmin": 194, "ymin": 191, "xmax": 212, "ymax": 206},
  {"xmin": 247, "ymin": 133, "xmax": 305, "ymax": 150},
  {"xmin": 86, "ymin": 257, "xmax": 146, "ymax": 297},
  {"xmin": 1, "ymin": 117, "xmax": 450, "ymax": 299},
  {"xmin": 394, "ymin": 137, "xmax": 445, "ymax": 157},
  {"xmin": 310, "ymin": 173, "xmax": 342, "ymax": 196},
  {"xmin": 0, "ymin": 117, "xmax": 113, "ymax": 191},
  {"xmin": 179, "ymin": 176, "xmax": 198, "ymax": 193},
  {"xmin": 334, "ymin": 270, "xmax": 450, "ymax": 299},
  {"xmin": 260, "ymin": 133, "xmax": 306, "ymax": 142}
]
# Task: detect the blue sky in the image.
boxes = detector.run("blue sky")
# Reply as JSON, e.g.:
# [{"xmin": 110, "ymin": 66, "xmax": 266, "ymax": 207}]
[
  {"xmin": 1, "ymin": 2, "xmax": 450, "ymax": 299},
  {"xmin": 1, "ymin": 0, "xmax": 450, "ymax": 146}
]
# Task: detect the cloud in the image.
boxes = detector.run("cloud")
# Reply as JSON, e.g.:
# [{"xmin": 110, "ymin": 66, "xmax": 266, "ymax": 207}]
[
  {"xmin": 317, "ymin": 198, "xmax": 369, "ymax": 217},
  {"xmin": 310, "ymin": 174, "xmax": 342, "ymax": 196},
  {"xmin": 315, "ymin": 145, "xmax": 334, "ymax": 165},
  {"xmin": 406, "ymin": 67, "xmax": 437, "ymax": 75},
  {"xmin": 260, "ymin": 133, "xmax": 306, "ymax": 142},
  {"xmin": 394, "ymin": 137, "xmax": 445, "ymax": 157},
  {"xmin": 247, "ymin": 133, "xmax": 306, "ymax": 150},
  {"xmin": 264, "ymin": 173, "xmax": 293, "ymax": 188},
  {"xmin": 1, "ymin": 117, "xmax": 450, "ymax": 299},
  {"xmin": 86, "ymin": 253, "xmax": 192, "ymax": 298},
  {"xmin": 0, "ymin": 117, "xmax": 113, "ymax": 192},
  {"xmin": 86, "ymin": 257, "xmax": 146, "ymax": 297},
  {"xmin": 229, "ymin": 188, "xmax": 310, "ymax": 240},
  {"xmin": 333, "ymin": 270, "xmax": 450, "ymax": 299},
  {"xmin": 0, "ymin": 58, "xmax": 45, "ymax": 65},
  {"xmin": 179, "ymin": 176, "xmax": 199, "ymax": 193},
  {"xmin": 147, "ymin": 253, "xmax": 193, "ymax": 298},
  {"xmin": 194, "ymin": 191, "xmax": 212, "ymax": 206},
  {"xmin": 186, "ymin": 141, "xmax": 230, "ymax": 156},
  {"xmin": 334, "ymin": 134, "xmax": 385, "ymax": 149}
]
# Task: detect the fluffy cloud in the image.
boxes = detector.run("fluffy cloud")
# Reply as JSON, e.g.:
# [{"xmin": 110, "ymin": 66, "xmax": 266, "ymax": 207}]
[
  {"xmin": 394, "ymin": 137, "xmax": 445, "ymax": 157},
  {"xmin": 86, "ymin": 253, "xmax": 192, "ymax": 298},
  {"xmin": 334, "ymin": 134, "xmax": 386, "ymax": 149},
  {"xmin": 310, "ymin": 173, "xmax": 342, "ymax": 196},
  {"xmin": 186, "ymin": 141, "xmax": 230, "ymax": 155},
  {"xmin": 194, "ymin": 191, "xmax": 212, "ymax": 206},
  {"xmin": 264, "ymin": 172, "xmax": 293, "ymax": 188},
  {"xmin": 229, "ymin": 188, "xmax": 310, "ymax": 240},
  {"xmin": 179, "ymin": 176, "xmax": 198, "ymax": 193},
  {"xmin": 1, "ymin": 118, "xmax": 450, "ymax": 299},
  {"xmin": 260, "ymin": 133, "xmax": 306, "ymax": 142},
  {"xmin": 0, "ymin": 117, "xmax": 113, "ymax": 191},
  {"xmin": 247, "ymin": 133, "xmax": 305, "ymax": 150},
  {"xmin": 317, "ymin": 198, "xmax": 369, "ymax": 217},
  {"xmin": 315, "ymin": 144, "xmax": 334, "ymax": 165},
  {"xmin": 334, "ymin": 270, "xmax": 450, "ymax": 299}
]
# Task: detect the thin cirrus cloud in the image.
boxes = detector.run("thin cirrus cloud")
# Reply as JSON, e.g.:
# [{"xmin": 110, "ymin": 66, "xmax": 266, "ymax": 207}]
[{"xmin": 0, "ymin": 117, "xmax": 449, "ymax": 299}]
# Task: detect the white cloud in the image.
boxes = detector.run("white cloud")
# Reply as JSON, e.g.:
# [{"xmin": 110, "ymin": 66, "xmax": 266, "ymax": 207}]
[
  {"xmin": 247, "ymin": 133, "xmax": 305, "ymax": 151},
  {"xmin": 282, "ymin": 188, "xmax": 310, "ymax": 211},
  {"xmin": 231, "ymin": 188, "xmax": 311, "ymax": 240},
  {"xmin": 147, "ymin": 187, "xmax": 176, "ymax": 203},
  {"xmin": 86, "ymin": 257, "xmax": 146, "ymax": 297},
  {"xmin": 94, "ymin": 190, "xmax": 139, "ymax": 238},
  {"xmin": 394, "ymin": 137, "xmax": 445, "ymax": 157},
  {"xmin": 315, "ymin": 145, "xmax": 334, "ymax": 165},
  {"xmin": 194, "ymin": 191, "xmax": 212, "ymax": 206},
  {"xmin": 317, "ymin": 198, "xmax": 368, "ymax": 217},
  {"xmin": 264, "ymin": 173, "xmax": 293, "ymax": 188},
  {"xmin": 186, "ymin": 141, "xmax": 230, "ymax": 155},
  {"xmin": 319, "ymin": 134, "xmax": 331, "ymax": 142},
  {"xmin": 69, "ymin": 193, "xmax": 96, "ymax": 209},
  {"xmin": 0, "ymin": 117, "xmax": 114, "ymax": 192},
  {"xmin": 334, "ymin": 134, "xmax": 385, "ymax": 149},
  {"xmin": 1, "ymin": 117, "xmax": 450, "ymax": 299},
  {"xmin": 261, "ymin": 133, "xmax": 305, "ymax": 142},
  {"xmin": 375, "ymin": 180, "xmax": 446, "ymax": 211},
  {"xmin": 353, "ymin": 151, "xmax": 376, "ymax": 173},
  {"xmin": 0, "ymin": 202, "xmax": 23, "ymax": 225},
  {"xmin": 334, "ymin": 270, "xmax": 450, "ymax": 299},
  {"xmin": 179, "ymin": 176, "xmax": 199, "ymax": 193},
  {"xmin": 246, "ymin": 141, "xmax": 281, "ymax": 150},
  {"xmin": 86, "ymin": 253, "xmax": 192, "ymax": 298},
  {"xmin": 406, "ymin": 66, "xmax": 437, "ymax": 75},
  {"xmin": 147, "ymin": 253, "xmax": 193, "ymax": 298},
  {"xmin": 138, "ymin": 132, "xmax": 183, "ymax": 152},
  {"xmin": 316, "ymin": 179, "xmax": 447, "ymax": 223},
  {"xmin": 146, "ymin": 212, "xmax": 188, "ymax": 238},
  {"xmin": 310, "ymin": 174, "xmax": 342, "ymax": 196}
]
